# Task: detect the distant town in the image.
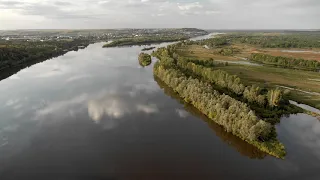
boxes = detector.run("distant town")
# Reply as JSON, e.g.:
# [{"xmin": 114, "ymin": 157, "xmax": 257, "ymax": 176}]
[{"xmin": 0, "ymin": 28, "xmax": 208, "ymax": 42}]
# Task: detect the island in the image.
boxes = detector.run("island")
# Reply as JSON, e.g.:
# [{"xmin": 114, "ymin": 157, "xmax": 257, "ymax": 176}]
[
  {"xmin": 138, "ymin": 53, "xmax": 152, "ymax": 67},
  {"xmin": 103, "ymin": 36, "xmax": 188, "ymax": 48}
]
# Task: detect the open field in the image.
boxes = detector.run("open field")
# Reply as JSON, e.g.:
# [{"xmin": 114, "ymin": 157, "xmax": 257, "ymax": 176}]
[
  {"xmin": 175, "ymin": 43, "xmax": 320, "ymax": 109},
  {"xmin": 230, "ymin": 44, "xmax": 320, "ymax": 61},
  {"xmin": 177, "ymin": 45, "xmax": 239, "ymax": 61},
  {"xmin": 176, "ymin": 45, "xmax": 320, "ymax": 93},
  {"xmin": 179, "ymin": 43, "xmax": 320, "ymax": 62},
  {"xmin": 216, "ymin": 64, "xmax": 320, "ymax": 92},
  {"xmin": 216, "ymin": 64, "xmax": 320, "ymax": 109},
  {"xmin": 287, "ymin": 91, "xmax": 320, "ymax": 110},
  {"xmin": 260, "ymin": 49, "xmax": 320, "ymax": 61}
]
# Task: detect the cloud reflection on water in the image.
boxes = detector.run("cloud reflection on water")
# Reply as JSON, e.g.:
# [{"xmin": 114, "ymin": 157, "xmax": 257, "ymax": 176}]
[
  {"xmin": 281, "ymin": 114, "xmax": 320, "ymax": 161},
  {"xmin": 88, "ymin": 91, "xmax": 159, "ymax": 125},
  {"xmin": 33, "ymin": 94, "xmax": 89, "ymax": 120},
  {"xmin": 176, "ymin": 109, "xmax": 190, "ymax": 118},
  {"xmin": 65, "ymin": 74, "xmax": 93, "ymax": 83}
]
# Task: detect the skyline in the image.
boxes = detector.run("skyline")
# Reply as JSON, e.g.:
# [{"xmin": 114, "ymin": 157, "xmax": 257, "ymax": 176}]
[{"xmin": 0, "ymin": 0, "xmax": 319, "ymax": 30}]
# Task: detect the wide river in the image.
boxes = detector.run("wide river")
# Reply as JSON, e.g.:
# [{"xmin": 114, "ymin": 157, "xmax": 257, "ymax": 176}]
[{"xmin": 0, "ymin": 37, "xmax": 320, "ymax": 180}]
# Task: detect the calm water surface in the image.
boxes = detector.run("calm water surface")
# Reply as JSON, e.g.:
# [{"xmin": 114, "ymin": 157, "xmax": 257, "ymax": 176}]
[{"xmin": 0, "ymin": 40, "xmax": 320, "ymax": 180}]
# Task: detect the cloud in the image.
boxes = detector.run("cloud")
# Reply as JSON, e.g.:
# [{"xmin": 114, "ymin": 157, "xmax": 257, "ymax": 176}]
[
  {"xmin": 0, "ymin": 0, "xmax": 26, "ymax": 9},
  {"xmin": 0, "ymin": 0, "xmax": 319, "ymax": 29},
  {"xmin": 54, "ymin": 1, "xmax": 72, "ymax": 6},
  {"xmin": 178, "ymin": 2, "xmax": 202, "ymax": 11}
]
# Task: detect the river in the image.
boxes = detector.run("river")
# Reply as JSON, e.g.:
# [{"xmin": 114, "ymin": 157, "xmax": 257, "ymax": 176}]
[{"xmin": 0, "ymin": 37, "xmax": 320, "ymax": 180}]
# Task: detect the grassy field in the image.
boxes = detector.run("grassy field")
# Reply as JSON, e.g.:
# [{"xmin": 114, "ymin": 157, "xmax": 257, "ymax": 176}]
[
  {"xmin": 177, "ymin": 45, "xmax": 238, "ymax": 61},
  {"xmin": 178, "ymin": 44, "xmax": 320, "ymax": 62},
  {"xmin": 232, "ymin": 43, "xmax": 320, "ymax": 61},
  {"xmin": 215, "ymin": 64, "xmax": 320, "ymax": 109},
  {"xmin": 262, "ymin": 49, "xmax": 320, "ymax": 61},
  {"xmin": 176, "ymin": 44, "xmax": 320, "ymax": 109},
  {"xmin": 287, "ymin": 92, "xmax": 320, "ymax": 110},
  {"xmin": 216, "ymin": 65, "xmax": 320, "ymax": 92}
]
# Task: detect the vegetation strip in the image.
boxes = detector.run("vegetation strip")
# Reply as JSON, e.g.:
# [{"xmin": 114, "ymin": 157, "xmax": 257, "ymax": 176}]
[
  {"xmin": 154, "ymin": 61, "xmax": 286, "ymax": 158},
  {"xmin": 250, "ymin": 53, "xmax": 320, "ymax": 71}
]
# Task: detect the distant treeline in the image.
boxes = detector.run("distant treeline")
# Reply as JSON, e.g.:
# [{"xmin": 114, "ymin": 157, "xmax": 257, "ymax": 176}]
[
  {"xmin": 0, "ymin": 39, "xmax": 90, "ymax": 80},
  {"xmin": 184, "ymin": 32, "xmax": 320, "ymax": 49},
  {"xmin": 250, "ymin": 53, "xmax": 320, "ymax": 71},
  {"xmin": 215, "ymin": 33, "xmax": 320, "ymax": 48},
  {"xmin": 103, "ymin": 36, "xmax": 188, "ymax": 48},
  {"xmin": 182, "ymin": 37, "xmax": 229, "ymax": 48}
]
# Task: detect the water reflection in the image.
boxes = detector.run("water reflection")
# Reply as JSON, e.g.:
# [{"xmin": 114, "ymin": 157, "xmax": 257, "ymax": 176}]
[
  {"xmin": 154, "ymin": 76, "xmax": 267, "ymax": 159},
  {"xmin": 88, "ymin": 91, "xmax": 159, "ymax": 125},
  {"xmin": 1, "ymin": 37, "xmax": 320, "ymax": 180},
  {"xmin": 280, "ymin": 114, "xmax": 320, "ymax": 162},
  {"xmin": 65, "ymin": 74, "xmax": 93, "ymax": 83},
  {"xmin": 189, "ymin": 33, "xmax": 225, "ymax": 41},
  {"xmin": 34, "ymin": 94, "xmax": 89, "ymax": 120}
]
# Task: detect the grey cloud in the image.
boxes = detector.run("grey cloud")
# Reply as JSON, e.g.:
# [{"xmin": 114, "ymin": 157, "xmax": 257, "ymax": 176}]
[
  {"xmin": 0, "ymin": 0, "xmax": 23, "ymax": 6},
  {"xmin": 0, "ymin": 0, "xmax": 319, "ymax": 29},
  {"xmin": 21, "ymin": 4, "xmax": 98, "ymax": 19},
  {"xmin": 54, "ymin": 1, "xmax": 73, "ymax": 6},
  {"xmin": 0, "ymin": 0, "xmax": 27, "ymax": 9}
]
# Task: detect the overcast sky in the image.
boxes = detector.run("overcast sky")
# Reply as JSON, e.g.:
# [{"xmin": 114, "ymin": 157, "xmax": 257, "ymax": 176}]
[{"xmin": 0, "ymin": 0, "xmax": 319, "ymax": 29}]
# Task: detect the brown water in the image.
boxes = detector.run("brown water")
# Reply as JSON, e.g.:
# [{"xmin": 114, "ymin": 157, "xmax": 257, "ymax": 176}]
[{"xmin": 0, "ymin": 41, "xmax": 320, "ymax": 180}]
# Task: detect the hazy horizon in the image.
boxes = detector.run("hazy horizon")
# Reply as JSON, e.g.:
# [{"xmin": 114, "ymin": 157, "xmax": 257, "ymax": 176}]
[
  {"xmin": 1, "ymin": 28, "xmax": 320, "ymax": 31},
  {"xmin": 0, "ymin": 0, "xmax": 319, "ymax": 30}
]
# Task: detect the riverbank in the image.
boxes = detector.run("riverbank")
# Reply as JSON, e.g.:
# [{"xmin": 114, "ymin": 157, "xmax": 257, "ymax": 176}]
[
  {"xmin": 153, "ymin": 61, "xmax": 286, "ymax": 158},
  {"xmin": 0, "ymin": 39, "xmax": 90, "ymax": 81}
]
